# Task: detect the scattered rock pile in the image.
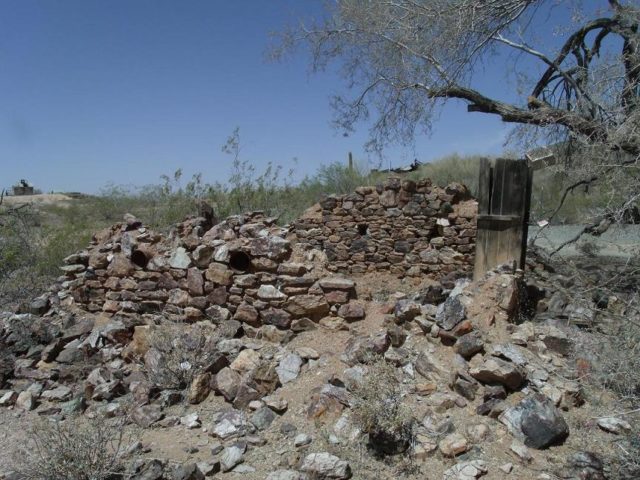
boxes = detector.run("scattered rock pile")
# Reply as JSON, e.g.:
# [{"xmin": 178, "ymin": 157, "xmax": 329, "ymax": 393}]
[
  {"xmin": 0, "ymin": 260, "xmax": 628, "ymax": 479},
  {"xmin": 0, "ymin": 179, "xmax": 633, "ymax": 479},
  {"xmin": 301, "ymin": 267, "xmax": 614, "ymax": 479},
  {"xmin": 292, "ymin": 177, "xmax": 477, "ymax": 278}
]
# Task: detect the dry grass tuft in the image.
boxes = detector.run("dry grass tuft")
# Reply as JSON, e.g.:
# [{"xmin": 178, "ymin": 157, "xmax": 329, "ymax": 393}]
[
  {"xmin": 350, "ymin": 358, "xmax": 414, "ymax": 456},
  {"xmin": 146, "ymin": 321, "xmax": 220, "ymax": 391},
  {"xmin": 10, "ymin": 415, "xmax": 131, "ymax": 480}
]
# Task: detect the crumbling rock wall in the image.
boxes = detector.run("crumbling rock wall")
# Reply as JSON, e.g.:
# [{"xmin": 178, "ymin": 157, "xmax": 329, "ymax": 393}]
[
  {"xmin": 53, "ymin": 212, "xmax": 359, "ymax": 328},
  {"xmin": 46, "ymin": 177, "xmax": 477, "ymax": 327},
  {"xmin": 290, "ymin": 177, "xmax": 477, "ymax": 278}
]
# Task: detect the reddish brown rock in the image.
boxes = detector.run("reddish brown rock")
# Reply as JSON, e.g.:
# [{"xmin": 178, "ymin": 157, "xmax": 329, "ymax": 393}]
[
  {"xmin": 186, "ymin": 268, "xmax": 204, "ymax": 296},
  {"xmin": 337, "ymin": 302, "xmax": 365, "ymax": 321},
  {"xmin": 206, "ymin": 263, "xmax": 233, "ymax": 286},
  {"xmin": 285, "ymin": 295, "xmax": 330, "ymax": 320},
  {"xmin": 107, "ymin": 254, "xmax": 134, "ymax": 278},
  {"xmin": 324, "ymin": 290, "xmax": 350, "ymax": 305},
  {"xmin": 234, "ymin": 303, "xmax": 260, "ymax": 327}
]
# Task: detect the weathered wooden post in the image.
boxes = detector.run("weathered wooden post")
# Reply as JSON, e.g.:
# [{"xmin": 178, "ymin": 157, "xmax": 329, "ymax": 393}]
[{"xmin": 474, "ymin": 158, "xmax": 533, "ymax": 280}]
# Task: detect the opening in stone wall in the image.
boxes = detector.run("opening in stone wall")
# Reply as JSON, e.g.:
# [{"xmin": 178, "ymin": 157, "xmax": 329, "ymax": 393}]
[
  {"xmin": 229, "ymin": 251, "xmax": 251, "ymax": 272},
  {"xmin": 357, "ymin": 224, "xmax": 369, "ymax": 236},
  {"xmin": 131, "ymin": 249, "xmax": 149, "ymax": 269}
]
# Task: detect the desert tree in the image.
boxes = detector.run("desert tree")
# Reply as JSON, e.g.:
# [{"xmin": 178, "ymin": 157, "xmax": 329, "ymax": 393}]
[{"xmin": 274, "ymin": 0, "xmax": 640, "ymax": 233}]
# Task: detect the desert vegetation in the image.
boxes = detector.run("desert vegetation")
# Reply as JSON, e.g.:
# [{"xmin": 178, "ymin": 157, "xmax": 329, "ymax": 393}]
[
  {"xmin": 0, "ymin": 141, "xmax": 620, "ymax": 309},
  {"xmin": 8, "ymin": 416, "xmax": 130, "ymax": 480}
]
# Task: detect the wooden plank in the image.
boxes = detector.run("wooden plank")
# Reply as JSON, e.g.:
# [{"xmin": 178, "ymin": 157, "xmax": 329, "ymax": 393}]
[
  {"xmin": 473, "ymin": 227, "xmax": 489, "ymax": 279},
  {"xmin": 490, "ymin": 159, "xmax": 507, "ymax": 216},
  {"xmin": 475, "ymin": 158, "xmax": 495, "ymax": 279},
  {"xmin": 499, "ymin": 159, "xmax": 525, "ymax": 216},
  {"xmin": 477, "ymin": 157, "xmax": 492, "ymax": 215},
  {"xmin": 520, "ymin": 163, "xmax": 534, "ymax": 268},
  {"xmin": 477, "ymin": 215, "xmax": 522, "ymax": 230},
  {"xmin": 474, "ymin": 158, "xmax": 533, "ymax": 279}
]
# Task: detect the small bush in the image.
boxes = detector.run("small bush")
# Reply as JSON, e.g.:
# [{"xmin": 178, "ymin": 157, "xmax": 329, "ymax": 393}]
[
  {"xmin": 614, "ymin": 434, "xmax": 640, "ymax": 480},
  {"xmin": 574, "ymin": 317, "xmax": 640, "ymax": 406},
  {"xmin": 350, "ymin": 358, "xmax": 414, "ymax": 456},
  {"xmin": 0, "ymin": 205, "xmax": 40, "ymax": 279},
  {"xmin": 12, "ymin": 416, "xmax": 130, "ymax": 480},
  {"xmin": 577, "ymin": 238, "xmax": 601, "ymax": 257},
  {"xmin": 146, "ymin": 321, "xmax": 220, "ymax": 390}
]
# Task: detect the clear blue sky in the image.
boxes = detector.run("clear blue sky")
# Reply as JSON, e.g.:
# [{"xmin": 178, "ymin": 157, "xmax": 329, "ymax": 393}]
[{"xmin": 0, "ymin": 0, "xmax": 578, "ymax": 193}]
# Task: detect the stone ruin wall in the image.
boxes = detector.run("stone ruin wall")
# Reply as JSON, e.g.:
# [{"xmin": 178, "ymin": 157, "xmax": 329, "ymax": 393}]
[
  {"xmin": 50, "ymin": 177, "xmax": 477, "ymax": 329},
  {"xmin": 54, "ymin": 212, "xmax": 360, "ymax": 335},
  {"xmin": 291, "ymin": 177, "xmax": 477, "ymax": 281}
]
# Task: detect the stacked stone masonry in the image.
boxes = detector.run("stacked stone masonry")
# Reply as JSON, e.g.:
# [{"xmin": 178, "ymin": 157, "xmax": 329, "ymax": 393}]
[
  {"xmin": 56, "ymin": 212, "xmax": 358, "ymax": 329},
  {"xmin": 53, "ymin": 177, "xmax": 476, "ymax": 326},
  {"xmin": 291, "ymin": 177, "xmax": 477, "ymax": 278}
]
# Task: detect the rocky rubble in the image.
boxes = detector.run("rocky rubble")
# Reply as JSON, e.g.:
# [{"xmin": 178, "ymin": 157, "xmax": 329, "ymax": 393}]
[
  {"xmin": 0, "ymin": 257, "xmax": 630, "ymax": 479},
  {"xmin": 0, "ymin": 182, "xmax": 635, "ymax": 479},
  {"xmin": 313, "ymin": 266, "xmax": 623, "ymax": 479}
]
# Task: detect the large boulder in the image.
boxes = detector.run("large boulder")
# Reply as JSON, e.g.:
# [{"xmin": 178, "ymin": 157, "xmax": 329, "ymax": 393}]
[{"xmin": 500, "ymin": 393, "xmax": 570, "ymax": 449}]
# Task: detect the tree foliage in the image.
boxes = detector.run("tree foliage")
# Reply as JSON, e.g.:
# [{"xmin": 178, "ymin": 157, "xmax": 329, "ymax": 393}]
[{"xmin": 276, "ymin": 0, "xmax": 640, "ymax": 224}]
